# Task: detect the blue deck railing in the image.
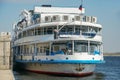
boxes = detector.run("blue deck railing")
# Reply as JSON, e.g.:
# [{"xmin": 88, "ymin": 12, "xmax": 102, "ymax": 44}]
[{"xmin": 58, "ymin": 32, "xmax": 96, "ymax": 37}]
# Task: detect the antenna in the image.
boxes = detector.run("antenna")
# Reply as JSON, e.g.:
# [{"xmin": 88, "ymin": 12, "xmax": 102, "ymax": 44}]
[
  {"xmin": 79, "ymin": 0, "xmax": 84, "ymax": 36},
  {"xmin": 81, "ymin": 0, "xmax": 83, "ymax": 5}
]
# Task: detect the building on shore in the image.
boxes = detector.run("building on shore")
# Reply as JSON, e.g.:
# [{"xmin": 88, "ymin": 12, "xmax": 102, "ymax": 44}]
[{"xmin": 0, "ymin": 32, "xmax": 12, "ymax": 69}]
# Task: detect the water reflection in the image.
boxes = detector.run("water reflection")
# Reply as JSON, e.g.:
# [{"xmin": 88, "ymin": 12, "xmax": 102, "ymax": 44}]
[{"xmin": 14, "ymin": 70, "xmax": 105, "ymax": 80}]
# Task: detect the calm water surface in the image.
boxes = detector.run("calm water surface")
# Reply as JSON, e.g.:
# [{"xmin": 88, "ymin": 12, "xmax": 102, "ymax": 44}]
[{"xmin": 14, "ymin": 56, "xmax": 120, "ymax": 80}]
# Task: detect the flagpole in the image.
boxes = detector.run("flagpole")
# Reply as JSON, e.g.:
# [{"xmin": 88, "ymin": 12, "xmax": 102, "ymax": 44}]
[
  {"xmin": 79, "ymin": 0, "xmax": 84, "ymax": 36},
  {"xmin": 81, "ymin": 0, "xmax": 83, "ymax": 5},
  {"xmin": 80, "ymin": 0, "xmax": 83, "ymax": 14}
]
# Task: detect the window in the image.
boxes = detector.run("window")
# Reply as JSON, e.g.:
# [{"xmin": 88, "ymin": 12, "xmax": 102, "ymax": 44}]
[
  {"xmin": 18, "ymin": 33, "xmax": 22, "ymax": 38},
  {"xmin": 23, "ymin": 31, "xmax": 27, "ymax": 37},
  {"xmin": 91, "ymin": 17, "xmax": 97, "ymax": 23},
  {"xmin": 52, "ymin": 15, "xmax": 60, "ymax": 21},
  {"xmin": 47, "ymin": 28, "xmax": 53, "ymax": 34},
  {"xmin": 28, "ymin": 29, "xmax": 34, "ymax": 36},
  {"xmin": 35, "ymin": 28, "xmax": 41, "ymax": 35},
  {"xmin": 60, "ymin": 28, "xmax": 66, "ymax": 33},
  {"xmin": 90, "ymin": 44, "xmax": 97, "ymax": 54},
  {"xmin": 74, "ymin": 41, "xmax": 88, "ymax": 52},
  {"xmin": 27, "ymin": 47, "xmax": 29, "ymax": 54},
  {"xmin": 33, "ymin": 14, "xmax": 40, "ymax": 20},
  {"xmin": 63, "ymin": 15, "xmax": 68, "ymax": 21},
  {"xmin": 68, "ymin": 27, "xmax": 73, "ymax": 33},
  {"xmin": 45, "ymin": 16, "xmax": 51, "ymax": 22},
  {"xmin": 54, "ymin": 46, "xmax": 59, "ymax": 52},
  {"xmin": 86, "ymin": 16, "xmax": 91, "ymax": 22},
  {"xmin": 40, "ymin": 47, "xmax": 42, "ymax": 53},
  {"xmin": 81, "ymin": 45, "xmax": 88, "ymax": 52},
  {"xmin": 75, "ymin": 16, "xmax": 80, "ymax": 21}
]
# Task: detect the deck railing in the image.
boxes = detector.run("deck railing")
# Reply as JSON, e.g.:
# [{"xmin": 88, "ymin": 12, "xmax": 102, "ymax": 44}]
[{"xmin": 58, "ymin": 32, "xmax": 97, "ymax": 38}]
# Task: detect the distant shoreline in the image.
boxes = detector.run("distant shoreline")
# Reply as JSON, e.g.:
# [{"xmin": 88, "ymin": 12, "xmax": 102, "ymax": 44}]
[
  {"xmin": 103, "ymin": 53, "xmax": 120, "ymax": 56},
  {"xmin": 104, "ymin": 55, "xmax": 120, "ymax": 56}
]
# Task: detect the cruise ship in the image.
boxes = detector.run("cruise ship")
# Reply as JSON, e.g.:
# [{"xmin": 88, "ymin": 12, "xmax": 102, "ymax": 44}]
[{"xmin": 12, "ymin": 5, "xmax": 104, "ymax": 76}]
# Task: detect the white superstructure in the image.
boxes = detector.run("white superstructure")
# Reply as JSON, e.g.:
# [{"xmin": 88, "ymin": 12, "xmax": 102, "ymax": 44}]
[{"xmin": 12, "ymin": 5, "xmax": 104, "ymax": 76}]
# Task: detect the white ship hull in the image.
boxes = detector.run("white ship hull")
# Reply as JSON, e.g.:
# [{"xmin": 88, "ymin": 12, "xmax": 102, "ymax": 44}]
[
  {"xmin": 13, "ymin": 5, "xmax": 104, "ymax": 77},
  {"xmin": 15, "ymin": 53, "xmax": 103, "ymax": 76},
  {"xmin": 20, "ymin": 63, "xmax": 95, "ymax": 76}
]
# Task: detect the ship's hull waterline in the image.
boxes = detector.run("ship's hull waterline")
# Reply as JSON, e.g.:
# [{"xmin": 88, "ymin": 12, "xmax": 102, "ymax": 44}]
[{"xmin": 17, "ymin": 62, "xmax": 95, "ymax": 76}]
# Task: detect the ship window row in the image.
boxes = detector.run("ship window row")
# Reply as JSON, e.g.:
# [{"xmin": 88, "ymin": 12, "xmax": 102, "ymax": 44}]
[
  {"xmin": 43, "ymin": 15, "xmax": 83, "ymax": 23},
  {"xmin": 18, "ymin": 27, "xmax": 56, "ymax": 38},
  {"xmin": 34, "ymin": 15, "xmax": 82, "ymax": 23},
  {"xmin": 14, "ymin": 41, "xmax": 102, "ymax": 56},
  {"xmin": 42, "ymin": 15, "xmax": 97, "ymax": 23},
  {"xmin": 44, "ymin": 15, "xmax": 70, "ymax": 22},
  {"xmin": 17, "ymin": 26, "xmax": 101, "ymax": 39},
  {"xmin": 14, "ymin": 44, "xmax": 49, "ymax": 56},
  {"xmin": 16, "ymin": 15, "xmax": 97, "ymax": 29}
]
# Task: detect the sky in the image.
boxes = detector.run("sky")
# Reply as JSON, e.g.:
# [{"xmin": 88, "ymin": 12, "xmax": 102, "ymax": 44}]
[{"xmin": 0, "ymin": 0, "xmax": 120, "ymax": 53}]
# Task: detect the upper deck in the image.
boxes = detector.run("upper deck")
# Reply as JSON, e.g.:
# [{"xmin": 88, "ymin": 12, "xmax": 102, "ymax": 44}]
[
  {"xmin": 13, "ymin": 6, "xmax": 102, "ymax": 43},
  {"xmin": 14, "ymin": 6, "xmax": 101, "ymax": 30}
]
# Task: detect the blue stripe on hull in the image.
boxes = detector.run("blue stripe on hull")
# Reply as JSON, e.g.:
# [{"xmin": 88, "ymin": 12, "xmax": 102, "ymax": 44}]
[{"xmin": 16, "ymin": 60, "xmax": 105, "ymax": 64}]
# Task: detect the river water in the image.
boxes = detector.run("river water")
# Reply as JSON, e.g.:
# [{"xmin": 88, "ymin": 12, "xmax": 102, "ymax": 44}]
[{"xmin": 14, "ymin": 56, "xmax": 120, "ymax": 80}]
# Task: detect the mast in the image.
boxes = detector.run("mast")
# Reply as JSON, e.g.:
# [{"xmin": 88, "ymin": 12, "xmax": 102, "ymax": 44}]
[{"xmin": 79, "ymin": 0, "xmax": 84, "ymax": 36}]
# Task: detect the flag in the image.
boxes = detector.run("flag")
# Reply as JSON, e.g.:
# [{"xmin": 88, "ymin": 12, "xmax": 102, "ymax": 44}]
[{"xmin": 79, "ymin": 5, "xmax": 82, "ymax": 11}]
